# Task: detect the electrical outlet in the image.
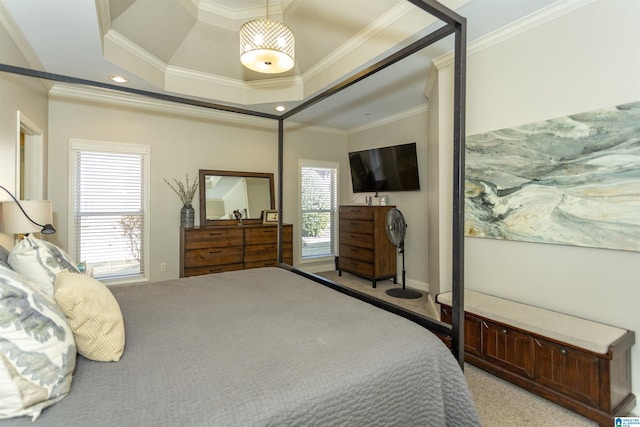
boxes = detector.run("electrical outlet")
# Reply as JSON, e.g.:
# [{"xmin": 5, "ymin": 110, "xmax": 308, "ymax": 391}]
[{"xmin": 159, "ymin": 263, "xmax": 167, "ymax": 272}]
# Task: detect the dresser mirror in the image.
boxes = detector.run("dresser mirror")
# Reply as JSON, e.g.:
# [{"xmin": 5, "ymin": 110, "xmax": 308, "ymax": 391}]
[{"xmin": 199, "ymin": 169, "xmax": 275, "ymax": 226}]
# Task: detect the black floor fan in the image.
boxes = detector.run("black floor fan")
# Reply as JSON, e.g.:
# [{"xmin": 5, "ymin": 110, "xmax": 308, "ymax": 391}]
[{"xmin": 385, "ymin": 208, "xmax": 422, "ymax": 299}]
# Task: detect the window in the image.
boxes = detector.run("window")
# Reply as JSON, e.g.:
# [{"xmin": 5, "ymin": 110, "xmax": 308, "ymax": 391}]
[
  {"xmin": 300, "ymin": 160, "xmax": 338, "ymax": 260},
  {"xmin": 70, "ymin": 140, "xmax": 149, "ymax": 283}
]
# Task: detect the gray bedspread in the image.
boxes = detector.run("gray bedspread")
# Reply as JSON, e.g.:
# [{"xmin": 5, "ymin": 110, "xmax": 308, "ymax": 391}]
[{"xmin": 2, "ymin": 267, "xmax": 479, "ymax": 426}]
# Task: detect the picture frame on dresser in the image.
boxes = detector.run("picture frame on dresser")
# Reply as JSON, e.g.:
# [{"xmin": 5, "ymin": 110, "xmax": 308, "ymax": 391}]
[{"xmin": 263, "ymin": 210, "xmax": 278, "ymax": 225}]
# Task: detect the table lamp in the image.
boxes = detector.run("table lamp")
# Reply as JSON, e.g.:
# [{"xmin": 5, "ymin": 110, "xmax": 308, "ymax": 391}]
[{"xmin": 0, "ymin": 185, "xmax": 55, "ymax": 235}]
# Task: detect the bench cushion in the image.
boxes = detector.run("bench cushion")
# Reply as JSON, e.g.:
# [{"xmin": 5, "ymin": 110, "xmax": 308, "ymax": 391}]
[{"xmin": 437, "ymin": 290, "xmax": 627, "ymax": 354}]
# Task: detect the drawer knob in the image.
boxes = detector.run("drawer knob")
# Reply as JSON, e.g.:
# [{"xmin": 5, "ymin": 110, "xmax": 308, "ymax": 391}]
[
  {"xmin": 560, "ymin": 348, "xmax": 567, "ymax": 355},
  {"xmin": 502, "ymin": 329, "xmax": 508, "ymax": 334}
]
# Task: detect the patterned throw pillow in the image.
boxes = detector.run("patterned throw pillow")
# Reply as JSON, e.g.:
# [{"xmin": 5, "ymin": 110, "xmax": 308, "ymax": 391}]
[
  {"xmin": 0, "ymin": 245, "xmax": 9, "ymax": 264},
  {"xmin": 54, "ymin": 272, "xmax": 126, "ymax": 362},
  {"xmin": 0, "ymin": 264, "xmax": 76, "ymax": 421},
  {"xmin": 7, "ymin": 235, "xmax": 80, "ymax": 297}
]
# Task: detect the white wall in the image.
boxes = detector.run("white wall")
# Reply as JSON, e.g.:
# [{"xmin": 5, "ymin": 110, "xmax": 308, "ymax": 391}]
[
  {"xmin": 47, "ymin": 90, "xmax": 350, "ymax": 281},
  {"xmin": 346, "ymin": 107, "xmax": 430, "ymax": 291},
  {"xmin": 0, "ymin": 20, "xmax": 49, "ymax": 249},
  {"xmin": 47, "ymin": 91, "xmax": 280, "ymax": 281},
  {"xmin": 434, "ymin": 0, "xmax": 640, "ymax": 406}
]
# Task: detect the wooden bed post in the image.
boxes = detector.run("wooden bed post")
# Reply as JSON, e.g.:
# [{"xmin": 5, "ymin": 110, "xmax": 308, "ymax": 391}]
[
  {"xmin": 405, "ymin": 0, "xmax": 467, "ymax": 369},
  {"xmin": 451, "ymin": 16, "xmax": 467, "ymax": 369},
  {"xmin": 277, "ymin": 118, "xmax": 284, "ymax": 264}
]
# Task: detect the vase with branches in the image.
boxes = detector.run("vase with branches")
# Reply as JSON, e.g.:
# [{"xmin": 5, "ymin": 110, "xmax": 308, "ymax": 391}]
[{"xmin": 165, "ymin": 173, "xmax": 198, "ymax": 228}]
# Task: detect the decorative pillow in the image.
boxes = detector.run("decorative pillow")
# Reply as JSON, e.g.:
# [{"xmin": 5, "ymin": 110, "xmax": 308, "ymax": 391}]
[
  {"xmin": 54, "ymin": 272, "xmax": 125, "ymax": 362},
  {"xmin": 0, "ymin": 264, "xmax": 76, "ymax": 421},
  {"xmin": 0, "ymin": 245, "xmax": 9, "ymax": 263},
  {"xmin": 8, "ymin": 235, "xmax": 79, "ymax": 297}
]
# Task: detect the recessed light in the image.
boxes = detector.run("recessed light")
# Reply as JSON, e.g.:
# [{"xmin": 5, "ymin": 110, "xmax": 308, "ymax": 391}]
[
  {"xmin": 275, "ymin": 105, "xmax": 286, "ymax": 112},
  {"xmin": 110, "ymin": 75, "xmax": 129, "ymax": 83}
]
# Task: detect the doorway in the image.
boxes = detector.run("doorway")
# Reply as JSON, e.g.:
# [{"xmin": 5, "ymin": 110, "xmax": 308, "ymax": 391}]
[{"xmin": 16, "ymin": 111, "xmax": 44, "ymax": 199}]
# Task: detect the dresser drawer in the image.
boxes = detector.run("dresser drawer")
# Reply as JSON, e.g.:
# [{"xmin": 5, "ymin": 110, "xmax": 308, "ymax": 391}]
[
  {"xmin": 184, "ymin": 228, "xmax": 243, "ymax": 249},
  {"xmin": 339, "ymin": 219, "xmax": 372, "ymax": 235},
  {"xmin": 339, "ymin": 206, "xmax": 373, "ymax": 220},
  {"xmin": 339, "ymin": 244, "xmax": 373, "ymax": 262},
  {"xmin": 339, "ymin": 231, "xmax": 374, "ymax": 249},
  {"xmin": 338, "ymin": 256, "xmax": 374, "ymax": 277},
  {"xmin": 282, "ymin": 242, "xmax": 293, "ymax": 259},
  {"xmin": 244, "ymin": 260, "xmax": 279, "ymax": 269},
  {"xmin": 244, "ymin": 243, "xmax": 277, "ymax": 262},
  {"xmin": 245, "ymin": 226, "xmax": 277, "ymax": 244},
  {"xmin": 184, "ymin": 263, "xmax": 243, "ymax": 277},
  {"xmin": 184, "ymin": 246, "xmax": 243, "ymax": 267},
  {"xmin": 281, "ymin": 224, "xmax": 293, "ymax": 242}
]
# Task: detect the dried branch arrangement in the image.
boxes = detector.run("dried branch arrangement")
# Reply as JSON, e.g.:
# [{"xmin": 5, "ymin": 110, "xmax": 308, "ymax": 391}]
[{"xmin": 164, "ymin": 173, "xmax": 198, "ymax": 205}]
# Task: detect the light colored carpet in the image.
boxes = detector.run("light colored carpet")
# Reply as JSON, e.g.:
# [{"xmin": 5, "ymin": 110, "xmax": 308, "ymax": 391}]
[
  {"xmin": 316, "ymin": 270, "xmax": 439, "ymax": 320},
  {"xmin": 317, "ymin": 270, "xmax": 598, "ymax": 427}
]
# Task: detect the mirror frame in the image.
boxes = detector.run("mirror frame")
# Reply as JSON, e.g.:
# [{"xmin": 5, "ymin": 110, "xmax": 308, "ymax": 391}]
[{"xmin": 199, "ymin": 169, "xmax": 275, "ymax": 227}]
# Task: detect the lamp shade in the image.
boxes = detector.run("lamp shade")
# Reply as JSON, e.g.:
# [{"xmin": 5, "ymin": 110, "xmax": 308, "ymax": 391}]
[
  {"xmin": 2, "ymin": 200, "xmax": 53, "ymax": 235},
  {"xmin": 240, "ymin": 18, "xmax": 295, "ymax": 74}
]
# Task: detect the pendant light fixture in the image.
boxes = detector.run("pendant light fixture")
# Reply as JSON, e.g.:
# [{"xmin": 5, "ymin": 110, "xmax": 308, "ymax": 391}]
[{"xmin": 239, "ymin": 0, "xmax": 295, "ymax": 74}]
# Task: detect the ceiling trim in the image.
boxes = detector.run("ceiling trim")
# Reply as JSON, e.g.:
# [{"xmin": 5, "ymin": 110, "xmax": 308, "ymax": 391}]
[
  {"xmin": 49, "ymin": 83, "xmax": 275, "ymax": 128},
  {"xmin": 347, "ymin": 104, "xmax": 428, "ymax": 135},
  {"xmin": 95, "ymin": 0, "xmax": 111, "ymax": 49},
  {"xmin": 49, "ymin": 82, "xmax": 346, "ymax": 135},
  {"xmin": 193, "ymin": 0, "xmax": 285, "ymax": 31},
  {"xmin": 433, "ymin": 0, "xmax": 595, "ymax": 70},
  {"xmin": 165, "ymin": 65, "xmax": 304, "ymax": 104},
  {"xmin": 98, "ymin": 1, "xmax": 437, "ymax": 108},
  {"xmin": 0, "ymin": 1, "xmax": 45, "ymax": 74},
  {"xmin": 104, "ymin": 29, "xmax": 167, "ymax": 88},
  {"xmin": 302, "ymin": 2, "xmax": 417, "ymax": 84}
]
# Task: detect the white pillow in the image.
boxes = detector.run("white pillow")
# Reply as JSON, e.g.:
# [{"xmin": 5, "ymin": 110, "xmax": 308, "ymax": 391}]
[
  {"xmin": 8, "ymin": 235, "xmax": 79, "ymax": 297},
  {"xmin": 0, "ymin": 264, "xmax": 76, "ymax": 421},
  {"xmin": 54, "ymin": 272, "xmax": 126, "ymax": 362}
]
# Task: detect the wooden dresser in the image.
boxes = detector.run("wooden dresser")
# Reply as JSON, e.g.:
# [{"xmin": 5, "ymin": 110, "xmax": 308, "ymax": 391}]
[
  {"xmin": 180, "ymin": 224, "xmax": 293, "ymax": 277},
  {"xmin": 337, "ymin": 205, "xmax": 396, "ymax": 287}
]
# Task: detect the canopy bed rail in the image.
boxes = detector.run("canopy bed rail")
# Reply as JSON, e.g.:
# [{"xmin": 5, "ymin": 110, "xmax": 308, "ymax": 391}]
[
  {"xmin": 0, "ymin": 0, "xmax": 467, "ymax": 364},
  {"xmin": 282, "ymin": 263, "xmax": 452, "ymax": 338}
]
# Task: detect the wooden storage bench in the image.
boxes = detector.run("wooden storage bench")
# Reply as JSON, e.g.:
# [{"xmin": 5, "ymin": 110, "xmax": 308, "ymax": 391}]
[{"xmin": 437, "ymin": 290, "xmax": 635, "ymax": 426}]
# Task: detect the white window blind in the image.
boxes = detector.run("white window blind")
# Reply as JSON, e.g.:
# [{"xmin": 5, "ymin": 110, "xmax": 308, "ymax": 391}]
[
  {"xmin": 71, "ymin": 141, "xmax": 149, "ymax": 282},
  {"xmin": 300, "ymin": 161, "xmax": 338, "ymax": 259}
]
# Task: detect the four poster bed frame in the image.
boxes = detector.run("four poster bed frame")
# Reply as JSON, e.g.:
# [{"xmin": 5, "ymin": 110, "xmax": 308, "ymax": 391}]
[{"xmin": 0, "ymin": 0, "xmax": 467, "ymax": 363}]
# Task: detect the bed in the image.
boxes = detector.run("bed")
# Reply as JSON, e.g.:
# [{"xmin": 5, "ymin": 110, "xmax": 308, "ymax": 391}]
[
  {"xmin": 0, "ymin": 3, "xmax": 467, "ymax": 358},
  {"xmin": 1, "ymin": 0, "xmax": 471, "ymax": 424},
  {"xmin": 1, "ymin": 267, "xmax": 479, "ymax": 426}
]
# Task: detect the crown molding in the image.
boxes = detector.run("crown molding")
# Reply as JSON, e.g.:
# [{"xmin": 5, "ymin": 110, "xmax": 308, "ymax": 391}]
[
  {"xmin": 303, "ymin": 2, "xmax": 416, "ymax": 83},
  {"xmin": 48, "ymin": 83, "xmax": 275, "ymax": 128},
  {"xmin": 192, "ymin": 0, "xmax": 284, "ymax": 30},
  {"xmin": 104, "ymin": 29, "xmax": 168, "ymax": 89},
  {"xmin": 94, "ymin": 0, "xmax": 111, "ymax": 50},
  {"xmin": 347, "ymin": 104, "xmax": 428, "ymax": 135},
  {"xmin": 0, "ymin": 2, "xmax": 46, "ymax": 77},
  {"xmin": 49, "ymin": 83, "xmax": 350, "ymax": 135},
  {"xmin": 433, "ymin": 0, "xmax": 595, "ymax": 70}
]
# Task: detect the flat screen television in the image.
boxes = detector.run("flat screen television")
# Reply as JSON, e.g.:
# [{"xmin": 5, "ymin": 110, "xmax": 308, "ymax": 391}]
[{"xmin": 348, "ymin": 142, "xmax": 420, "ymax": 193}]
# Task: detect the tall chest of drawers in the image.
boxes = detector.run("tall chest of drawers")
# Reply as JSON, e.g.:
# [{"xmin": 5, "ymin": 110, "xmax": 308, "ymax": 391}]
[
  {"xmin": 180, "ymin": 224, "xmax": 293, "ymax": 277},
  {"xmin": 338, "ymin": 205, "xmax": 397, "ymax": 287}
]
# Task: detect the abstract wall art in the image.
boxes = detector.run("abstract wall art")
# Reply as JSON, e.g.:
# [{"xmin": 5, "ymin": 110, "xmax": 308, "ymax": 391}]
[{"xmin": 465, "ymin": 101, "xmax": 640, "ymax": 252}]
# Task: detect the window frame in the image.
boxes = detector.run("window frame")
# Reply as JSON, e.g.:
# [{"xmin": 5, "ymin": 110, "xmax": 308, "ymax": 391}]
[
  {"xmin": 68, "ymin": 139, "xmax": 150, "ymax": 285},
  {"xmin": 298, "ymin": 159, "xmax": 339, "ymax": 264}
]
